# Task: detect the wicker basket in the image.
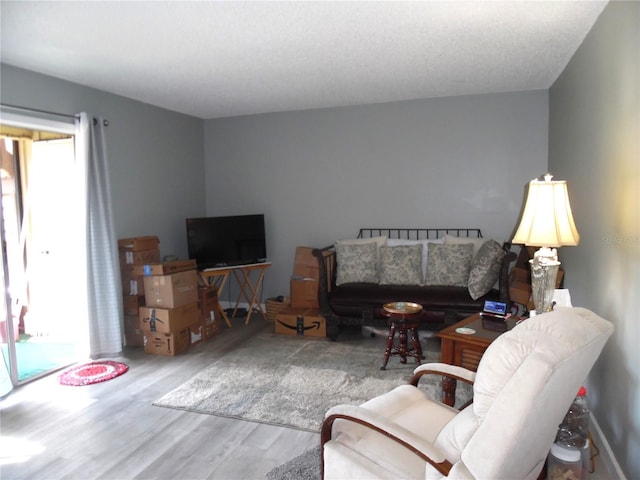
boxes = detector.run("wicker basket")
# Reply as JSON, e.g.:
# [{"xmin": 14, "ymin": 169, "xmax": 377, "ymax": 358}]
[{"xmin": 265, "ymin": 296, "xmax": 291, "ymax": 322}]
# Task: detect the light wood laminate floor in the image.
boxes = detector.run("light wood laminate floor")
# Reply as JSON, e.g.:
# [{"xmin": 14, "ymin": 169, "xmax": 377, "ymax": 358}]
[
  {"xmin": 1, "ymin": 320, "xmax": 614, "ymax": 480},
  {"xmin": 1, "ymin": 319, "xmax": 319, "ymax": 480}
]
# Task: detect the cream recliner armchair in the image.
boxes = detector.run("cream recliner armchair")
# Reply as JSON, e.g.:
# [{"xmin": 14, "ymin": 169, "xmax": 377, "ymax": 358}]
[{"xmin": 321, "ymin": 307, "xmax": 613, "ymax": 479}]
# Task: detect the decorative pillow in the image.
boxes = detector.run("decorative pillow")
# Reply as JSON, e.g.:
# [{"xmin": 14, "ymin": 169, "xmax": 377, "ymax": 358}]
[
  {"xmin": 379, "ymin": 244, "xmax": 423, "ymax": 285},
  {"xmin": 443, "ymin": 234, "xmax": 486, "ymax": 258},
  {"xmin": 336, "ymin": 236, "xmax": 387, "ymax": 264},
  {"xmin": 467, "ymin": 240, "xmax": 507, "ymax": 300},
  {"xmin": 425, "ymin": 243, "xmax": 474, "ymax": 287},
  {"xmin": 386, "ymin": 238, "xmax": 444, "ymax": 282},
  {"xmin": 336, "ymin": 242, "xmax": 378, "ymax": 285}
]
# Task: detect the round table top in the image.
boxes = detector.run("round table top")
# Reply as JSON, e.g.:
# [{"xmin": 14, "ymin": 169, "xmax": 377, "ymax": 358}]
[{"xmin": 383, "ymin": 301, "xmax": 423, "ymax": 315}]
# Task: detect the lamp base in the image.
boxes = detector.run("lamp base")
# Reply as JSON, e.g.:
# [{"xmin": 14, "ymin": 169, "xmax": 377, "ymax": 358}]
[{"xmin": 529, "ymin": 248, "xmax": 561, "ymax": 315}]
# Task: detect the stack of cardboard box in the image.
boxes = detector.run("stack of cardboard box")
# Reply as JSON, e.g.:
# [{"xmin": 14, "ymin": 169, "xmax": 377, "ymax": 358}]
[
  {"xmin": 118, "ymin": 236, "xmax": 161, "ymax": 347},
  {"xmin": 118, "ymin": 236, "xmax": 224, "ymax": 353},
  {"xmin": 191, "ymin": 286, "xmax": 223, "ymax": 343},
  {"xmin": 275, "ymin": 246, "xmax": 326, "ymax": 337},
  {"xmin": 139, "ymin": 260, "xmax": 199, "ymax": 356}
]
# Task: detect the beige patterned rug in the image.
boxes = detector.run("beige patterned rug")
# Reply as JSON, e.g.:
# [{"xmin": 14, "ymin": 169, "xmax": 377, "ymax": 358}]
[
  {"xmin": 266, "ymin": 446, "xmax": 321, "ymax": 480},
  {"xmin": 153, "ymin": 326, "xmax": 468, "ymax": 432}
]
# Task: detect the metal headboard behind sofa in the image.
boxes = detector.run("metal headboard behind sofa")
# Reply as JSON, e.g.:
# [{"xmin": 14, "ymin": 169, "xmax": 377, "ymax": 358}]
[{"xmin": 356, "ymin": 228, "xmax": 483, "ymax": 240}]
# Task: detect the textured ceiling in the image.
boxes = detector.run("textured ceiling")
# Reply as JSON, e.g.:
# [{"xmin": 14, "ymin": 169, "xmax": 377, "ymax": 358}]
[{"xmin": 0, "ymin": 1, "xmax": 607, "ymax": 120}]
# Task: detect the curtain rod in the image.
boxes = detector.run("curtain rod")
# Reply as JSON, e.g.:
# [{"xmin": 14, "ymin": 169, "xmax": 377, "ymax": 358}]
[
  {"xmin": 1, "ymin": 103, "xmax": 80, "ymax": 120},
  {"xmin": 93, "ymin": 117, "xmax": 110, "ymax": 127},
  {"xmin": 1, "ymin": 103, "xmax": 110, "ymax": 126}
]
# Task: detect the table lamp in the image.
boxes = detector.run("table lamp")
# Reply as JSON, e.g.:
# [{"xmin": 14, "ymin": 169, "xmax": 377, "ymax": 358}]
[{"xmin": 512, "ymin": 174, "xmax": 580, "ymax": 315}]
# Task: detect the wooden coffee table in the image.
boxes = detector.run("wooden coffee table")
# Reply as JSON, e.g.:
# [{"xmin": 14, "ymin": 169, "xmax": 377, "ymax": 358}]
[{"xmin": 436, "ymin": 313, "xmax": 520, "ymax": 406}]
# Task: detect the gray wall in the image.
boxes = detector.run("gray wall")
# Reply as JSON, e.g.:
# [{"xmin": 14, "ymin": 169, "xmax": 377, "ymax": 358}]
[
  {"xmin": 204, "ymin": 91, "xmax": 548, "ymax": 299},
  {"xmin": 0, "ymin": 64, "xmax": 206, "ymax": 258},
  {"xmin": 549, "ymin": 2, "xmax": 639, "ymax": 478}
]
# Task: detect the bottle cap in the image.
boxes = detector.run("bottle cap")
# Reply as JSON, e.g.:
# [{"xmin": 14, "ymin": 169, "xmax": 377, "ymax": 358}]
[
  {"xmin": 551, "ymin": 443, "xmax": 581, "ymax": 462},
  {"xmin": 577, "ymin": 386, "xmax": 587, "ymax": 397}
]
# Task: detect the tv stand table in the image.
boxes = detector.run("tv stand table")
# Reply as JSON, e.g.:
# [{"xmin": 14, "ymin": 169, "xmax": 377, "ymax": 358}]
[{"xmin": 199, "ymin": 262, "xmax": 272, "ymax": 327}]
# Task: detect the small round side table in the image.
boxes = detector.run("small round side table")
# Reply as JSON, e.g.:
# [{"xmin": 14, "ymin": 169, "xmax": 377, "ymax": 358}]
[{"xmin": 380, "ymin": 301, "xmax": 425, "ymax": 370}]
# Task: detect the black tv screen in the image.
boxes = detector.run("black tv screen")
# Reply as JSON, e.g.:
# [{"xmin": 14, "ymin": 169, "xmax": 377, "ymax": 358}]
[{"xmin": 186, "ymin": 214, "xmax": 267, "ymax": 269}]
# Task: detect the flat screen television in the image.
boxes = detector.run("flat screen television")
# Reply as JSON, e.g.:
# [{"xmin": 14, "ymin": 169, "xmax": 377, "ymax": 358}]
[{"xmin": 186, "ymin": 214, "xmax": 267, "ymax": 269}]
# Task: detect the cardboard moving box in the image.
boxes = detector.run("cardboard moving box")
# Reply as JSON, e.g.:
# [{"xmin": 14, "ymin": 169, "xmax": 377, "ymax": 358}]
[
  {"xmin": 143, "ymin": 329, "xmax": 190, "ymax": 356},
  {"xmin": 144, "ymin": 270, "xmax": 198, "ymax": 308},
  {"xmin": 124, "ymin": 314, "xmax": 144, "ymax": 347},
  {"xmin": 509, "ymin": 281, "xmax": 533, "ymax": 307},
  {"xmin": 118, "ymin": 236, "xmax": 160, "ymax": 251},
  {"xmin": 121, "ymin": 273, "xmax": 145, "ymax": 296},
  {"xmin": 290, "ymin": 278, "xmax": 319, "ymax": 308},
  {"xmin": 293, "ymin": 246, "xmax": 320, "ymax": 279},
  {"xmin": 119, "ymin": 249, "xmax": 161, "ymax": 268},
  {"xmin": 198, "ymin": 285, "xmax": 220, "ymax": 319},
  {"xmin": 123, "ymin": 295, "xmax": 145, "ymax": 316},
  {"xmin": 289, "ymin": 246, "xmax": 325, "ymax": 308},
  {"xmin": 139, "ymin": 302, "xmax": 199, "ymax": 334},
  {"xmin": 199, "ymin": 287, "xmax": 223, "ymax": 335},
  {"xmin": 202, "ymin": 317, "xmax": 222, "ymax": 338},
  {"xmin": 189, "ymin": 323, "xmax": 203, "ymax": 344},
  {"xmin": 275, "ymin": 307, "xmax": 326, "ymax": 337},
  {"xmin": 132, "ymin": 259, "xmax": 197, "ymax": 276}
]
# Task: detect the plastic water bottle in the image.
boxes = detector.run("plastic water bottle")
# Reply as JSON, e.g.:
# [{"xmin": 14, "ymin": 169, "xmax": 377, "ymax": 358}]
[{"xmin": 555, "ymin": 386, "xmax": 590, "ymax": 479}]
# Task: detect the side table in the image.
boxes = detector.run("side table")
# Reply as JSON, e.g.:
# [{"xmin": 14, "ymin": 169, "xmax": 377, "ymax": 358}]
[{"xmin": 437, "ymin": 313, "xmax": 520, "ymax": 406}]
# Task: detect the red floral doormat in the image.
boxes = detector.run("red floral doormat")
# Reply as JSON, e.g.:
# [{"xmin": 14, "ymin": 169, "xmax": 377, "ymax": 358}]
[{"xmin": 58, "ymin": 360, "xmax": 128, "ymax": 386}]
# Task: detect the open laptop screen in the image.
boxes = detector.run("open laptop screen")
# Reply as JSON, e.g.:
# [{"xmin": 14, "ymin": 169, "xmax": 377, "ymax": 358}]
[{"xmin": 482, "ymin": 300, "xmax": 508, "ymax": 317}]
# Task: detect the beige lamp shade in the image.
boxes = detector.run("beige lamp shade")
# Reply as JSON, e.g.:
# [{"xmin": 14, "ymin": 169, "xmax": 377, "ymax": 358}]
[{"xmin": 512, "ymin": 174, "xmax": 580, "ymax": 247}]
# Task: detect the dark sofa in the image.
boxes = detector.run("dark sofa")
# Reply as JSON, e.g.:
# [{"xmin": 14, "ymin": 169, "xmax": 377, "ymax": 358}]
[{"xmin": 313, "ymin": 228, "xmax": 516, "ymax": 340}]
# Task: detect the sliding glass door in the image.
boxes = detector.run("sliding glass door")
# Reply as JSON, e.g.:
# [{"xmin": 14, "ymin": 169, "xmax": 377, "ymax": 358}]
[{"xmin": 1, "ymin": 120, "xmax": 83, "ymax": 386}]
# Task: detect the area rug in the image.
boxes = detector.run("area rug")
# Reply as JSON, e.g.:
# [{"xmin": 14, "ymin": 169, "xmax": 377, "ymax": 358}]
[
  {"xmin": 58, "ymin": 360, "xmax": 128, "ymax": 386},
  {"xmin": 153, "ymin": 326, "xmax": 472, "ymax": 432},
  {"xmin": 266, "ymin": 446, "xmax": 321, "ymax": 480}
]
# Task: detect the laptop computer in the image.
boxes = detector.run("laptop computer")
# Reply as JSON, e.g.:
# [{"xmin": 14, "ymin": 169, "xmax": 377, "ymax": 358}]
[{"xmin": 480, "ymin": 300, "xmax": 510, "ymax": 320}]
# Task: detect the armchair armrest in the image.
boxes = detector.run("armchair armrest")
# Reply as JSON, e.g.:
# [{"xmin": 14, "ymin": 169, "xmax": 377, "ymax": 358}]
[
  {"xmin": 321, "ymin": 404, "xmax": 453, "ymax": 476},
  {"xmin": 410, "ymin": 362, "xmax": 476, "ymax": 386},
  {"xmin": 410, "ymin": 362, "xmax": 476, "ymax": 410}
]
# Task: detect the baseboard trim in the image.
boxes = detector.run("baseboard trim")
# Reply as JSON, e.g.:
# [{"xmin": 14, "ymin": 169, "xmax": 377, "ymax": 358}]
[{"xmin": 590, "ymin": 413, "xmax": 627, "ymax": 479}]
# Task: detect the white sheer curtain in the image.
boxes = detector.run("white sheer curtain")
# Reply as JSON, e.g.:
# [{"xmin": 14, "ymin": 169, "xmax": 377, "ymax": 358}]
[{"xmin": 75, "ymin": 113, "xmax": 123, "ymax": 358}]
